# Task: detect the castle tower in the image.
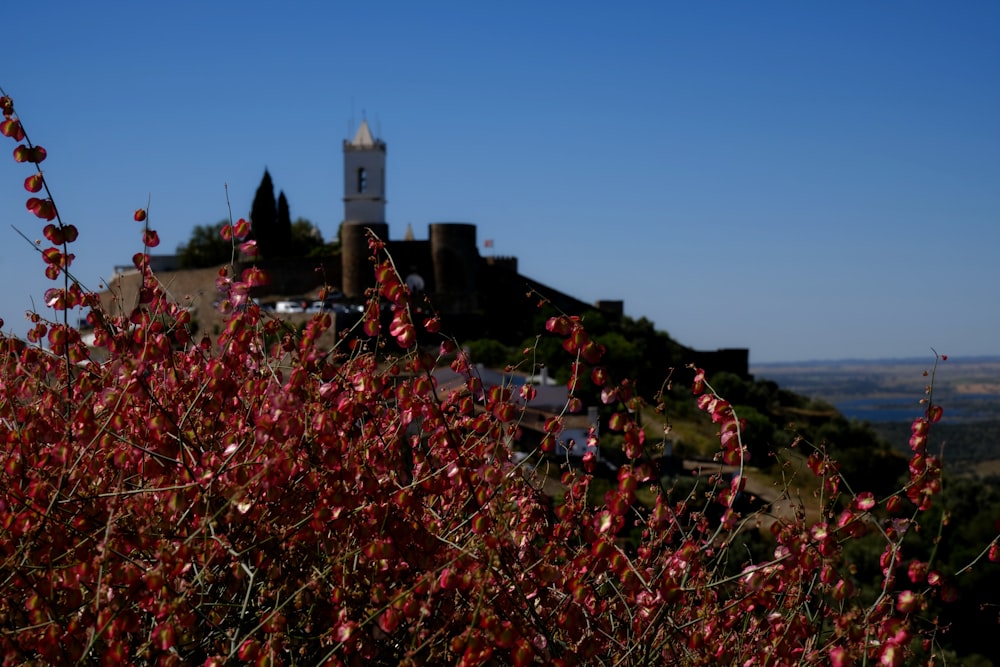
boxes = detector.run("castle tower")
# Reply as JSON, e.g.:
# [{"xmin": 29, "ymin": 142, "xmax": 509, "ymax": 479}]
[
  {"xmin": 430, "ymin": 223, "xmax": 478, "ymax": 294},
  {"xmin": 341, "ymin": 120, "xmax": 389, "ymax": 298}
]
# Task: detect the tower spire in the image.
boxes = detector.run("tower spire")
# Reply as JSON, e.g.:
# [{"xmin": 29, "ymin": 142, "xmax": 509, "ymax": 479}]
[{"xmin": 351, "ymin": 119, "xmax": 376, "ymax": 148}]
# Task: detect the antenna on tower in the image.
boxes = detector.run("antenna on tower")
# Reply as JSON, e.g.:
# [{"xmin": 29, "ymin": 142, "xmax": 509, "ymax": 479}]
[{"xmin": 376, "ymin": 113, "xmax": 382, "ymax": 140}]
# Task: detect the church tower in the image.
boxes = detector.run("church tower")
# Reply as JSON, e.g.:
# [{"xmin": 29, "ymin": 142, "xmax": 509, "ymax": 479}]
[
  {"xmin": 343, "ymin": 120, "xmax": 386, "ymax": 224},
  {"xmin": 341, "ymin": 120, "xmax": 389, "ymax": 297}
]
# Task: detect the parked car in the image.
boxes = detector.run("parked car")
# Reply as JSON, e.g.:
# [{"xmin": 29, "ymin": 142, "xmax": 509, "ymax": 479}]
[
  {"xmin": 307, "ymin": 300, "xmax": 355, "ymax": 314},
  {"xmin": 275, "ymin": 299, "xmax": 307, "ymax": 313}
]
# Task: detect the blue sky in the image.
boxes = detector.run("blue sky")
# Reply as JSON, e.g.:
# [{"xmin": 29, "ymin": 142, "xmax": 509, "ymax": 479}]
[{"xmin": 1, "ymin": 2, "xmax": 998, "ymax": 363}]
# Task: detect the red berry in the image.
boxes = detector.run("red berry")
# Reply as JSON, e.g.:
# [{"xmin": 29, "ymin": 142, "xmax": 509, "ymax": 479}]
[
  {"xmin": 0, "ymin": 119, "xmax": 25, "ymax": 141},
  {"xmin": 24, "ymin": 173, "xmax": 43, "ymax": 192}
]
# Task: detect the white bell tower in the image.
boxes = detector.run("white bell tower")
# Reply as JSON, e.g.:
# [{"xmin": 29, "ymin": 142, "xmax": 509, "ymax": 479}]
[
  {"xmin": 341, "ymin": 119, "xmax": 389, "ymax": 297},
  {"xmin": 343, "ymin": 120, "xmax": 386, "ymax": 224}
]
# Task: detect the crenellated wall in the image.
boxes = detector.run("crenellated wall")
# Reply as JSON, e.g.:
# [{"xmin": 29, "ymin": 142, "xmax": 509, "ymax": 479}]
[{"xmin": 485, "ymin": 255, "xmax": 518, "ymax": 273}]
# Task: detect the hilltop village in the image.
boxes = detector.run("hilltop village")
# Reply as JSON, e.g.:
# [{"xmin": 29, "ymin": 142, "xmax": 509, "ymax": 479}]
[{"xmin": 101, "ymin": 121, "xmax": 749, "ymax": 379}]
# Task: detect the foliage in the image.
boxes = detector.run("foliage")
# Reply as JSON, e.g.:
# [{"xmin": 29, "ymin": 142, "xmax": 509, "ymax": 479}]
[
  {"xmin": 177, "ymin": 220, "xmax": 235, "ymax": 269},
  {"xmin": 810, "ymin": 418, "xmax": 907, "ymax": 498},
  {"xmin": 3, "ymin": 88, "xmax": 1000, "ymax": 666},
  {"xmin": 872, "ymin": 419, "xmax": 1000, "ymax": 470},
  {"xmin": 463, "ymin": 338, "xmax": 514, "ymax": 368},
  {"xmin": 902, "ymin": 476, "xmax": 1000, "ymax": 662},
  {"xmin": 250, "ymin": 169, "xmax": 288, "ymax": 259},
  {"xmin": 289, "ymin": 217, "xmax": 326, "ymax": 258},
  {"xmin": 276, "ymin": 191, "xmax": 292, "ymax": 257},
  {"xmin": 519, "ymin": 310, "xmax": 688, "ymax": 403},
  {"xmin": 179, "ymin": 194, "xmax": 321, "ymax": 267},
  {"xmin": 699, "ymin": 371, "xmax": 910, "ymax": 482}
]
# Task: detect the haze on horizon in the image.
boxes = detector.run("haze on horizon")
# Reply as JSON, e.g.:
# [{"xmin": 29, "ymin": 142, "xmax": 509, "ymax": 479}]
[{"xmin": 1, "ymin": 2, "xmax": 997, "ymax": 364}]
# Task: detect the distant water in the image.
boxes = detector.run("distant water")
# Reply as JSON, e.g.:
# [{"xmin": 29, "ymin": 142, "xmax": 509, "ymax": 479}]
[
  {"xmin": 835, "ymin": 398, "xmax": 925, "ymax": 423},
  {"xmin": 836, "ymin": 394, "xmax": 1000, "ymax": 423}
]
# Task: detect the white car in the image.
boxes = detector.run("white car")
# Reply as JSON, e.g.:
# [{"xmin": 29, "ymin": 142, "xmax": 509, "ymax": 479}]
[
  {"xmin": 275, "ymin": 300, "xmax": 306, "ymax": 313},
  {"xmin": 307, "ymin": 301, "xmax": 355, "ymax": 314}
]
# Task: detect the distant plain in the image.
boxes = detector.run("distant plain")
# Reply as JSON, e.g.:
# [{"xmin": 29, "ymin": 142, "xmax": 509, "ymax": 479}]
[{"xmin": 752, "ymin": 357, "xmax": 1000, "ymax": 476}]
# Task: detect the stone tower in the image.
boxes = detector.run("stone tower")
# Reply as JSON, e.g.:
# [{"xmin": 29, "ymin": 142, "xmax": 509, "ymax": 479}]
[{"xmin": 341, "ymin": 120, "xmax": 389, "ymax": 298}]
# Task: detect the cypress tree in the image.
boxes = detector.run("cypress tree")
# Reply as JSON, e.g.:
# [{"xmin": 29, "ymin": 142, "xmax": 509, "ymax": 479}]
[
  {"xmin": 250, "ymin": 169, "xmax": 277, "ymax": 258},
  {"xmin": 277, "ymin": 190, "xmax": 292, "ymax": 257}
]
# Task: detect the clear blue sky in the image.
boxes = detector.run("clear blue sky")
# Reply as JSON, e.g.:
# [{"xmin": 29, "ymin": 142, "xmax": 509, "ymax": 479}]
[{"xmin": 2, "ymin": 2, "xmax": 998, "ymax": 363}]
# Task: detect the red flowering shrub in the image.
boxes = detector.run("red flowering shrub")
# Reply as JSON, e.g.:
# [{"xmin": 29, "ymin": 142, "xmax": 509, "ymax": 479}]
[{"xmin": 1, "ymin": 89, "xmax": 998, "ymax": 665}]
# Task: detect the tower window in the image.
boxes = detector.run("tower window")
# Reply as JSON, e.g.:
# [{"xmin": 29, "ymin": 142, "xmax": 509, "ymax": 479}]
[{"xmin": 357, "ymin": 168, "xmax": 367, "ymax": 193}]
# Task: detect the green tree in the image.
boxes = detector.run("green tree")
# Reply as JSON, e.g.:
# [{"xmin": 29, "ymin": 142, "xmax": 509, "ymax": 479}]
[
  {"xmin": 812, "ymin": 418, "xmax": 906, "ymax": 496},
  {"xmin": 464, "ymin": 338, "xmax": 514, "ymax": 367},
  {"xmin": 250, "ymin": 169, "xmax": 277, "ymax": 258},
  {"xmin": 289, "ymin": 218, "xmax": 325, "ymax": 257},
  {"xmin": 729, "ymin": 404, "xmax": 776, "ymax": 464},
  {"xmin": 177, "ymin": 220, "xmax": 232, "ymax": 268},
  {"xmin": 276, "ymin": 190, "xmax": 293, "ymax": 257}
]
